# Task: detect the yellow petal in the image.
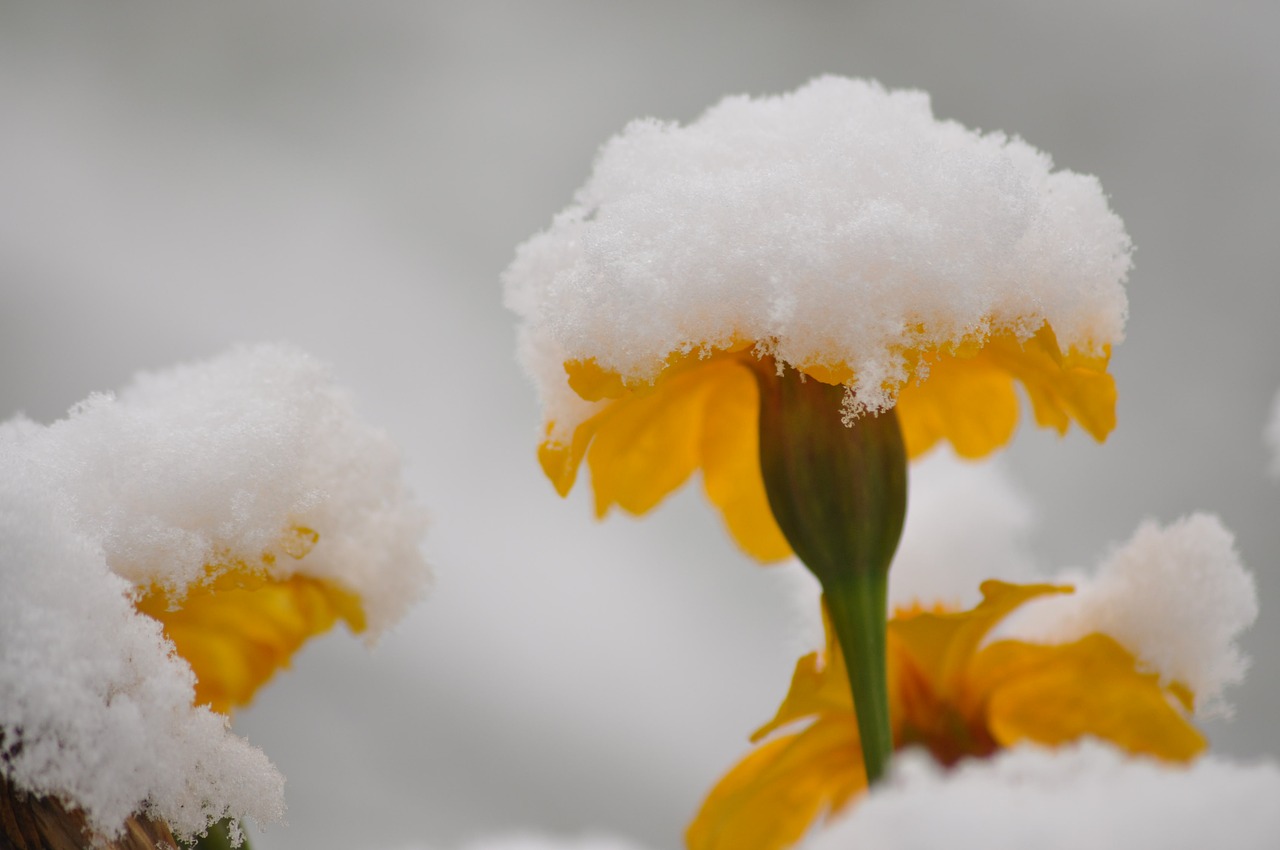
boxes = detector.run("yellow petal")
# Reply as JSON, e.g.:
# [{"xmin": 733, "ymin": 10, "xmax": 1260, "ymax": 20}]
[
  {"xmin": 539, "ymin": 414, "xmax": 606, "ymax": 497},
  {"xmin": 584, "ymin": 361, "xmax": 723, "ymax": 517},
  {"xmin": 580, "ymin": 349, "xmax": 786, "ymax": 528},
  {"xmin": 539, "ymin": 360, "xmax": 639, "ymax": 497},
  {"xmin": 565, "ymin": 358, "xmax": 630, "ymax": 401},
  {"xmin": 540, "ymin": 357, "xmax": 673, "ymax": 500},
  {"xmin": 547, "ymin": 323, "xmax": 1116, "ymax": 535},
  {"xmin": 752, "ymin": 601, "xmax": 856, "ymax": 740},
  {"xmin": 138, "ymin": 571, "xmax": 364, "ymax": 713},
  {"xmin": 134, "ymin": 528, "xmax": 365, "ymax": 713},
  {"xmin": 688, "ymin": 716, "xmax": 865, "ymax": 850},
  {"xmin": 700, "ymin": 361, "xmax": 791, "ymax": 562},
  {"xmin": 550, "ymin": 353, "xmax": 795, "ymax": 558},
  {"xmin": 978, "ymin": 634, "xmax": 1206, "ymax": 762},
  {"xmin": 983, "ymin": 324, "xmax": 1117, "ymax": 441},
  {"xmin": 895, "ymin": 353, "xmax": 1021, "ymax": 460},
  {"xmin": 889, "ymin": 581, "xmax": 1071, "ymax": 697}
]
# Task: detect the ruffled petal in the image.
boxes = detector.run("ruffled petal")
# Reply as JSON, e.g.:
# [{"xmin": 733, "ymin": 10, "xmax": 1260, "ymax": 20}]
[
  {"xmin": 544, "ymin": 323, "xmax": 1117, "ymax": 569},
  {"xmin": 556, "ymin": 351, "xmax": 793, "ymax": 558},
  {"xmin": 753, "ymin": 599, "xmax": 867, "ymax": 740},
  {"xmin": 888, "ymin": 581, "xmax": 1070, "ymax": 696},
  {"xmin": 700, "ymin": 361, "xmax": 790, "ymax": 561},
  {"xmin": 688, "ymin": 716, "xmax": 865, "ymax": 850},
  {"xmin": 976, "ymin": 634, "xmax": 1206, "ymax": 762},
  {"xmin": 895, "ymin": 353, "xmax": 1021, "ymax": 460},
  {"xmin": 894, "ymin": 323, "xmax": 1115, "ymax": 460},
  {"xmin": 983, "ymin": 324, "xmax": 1116, "ymax": 441},
  {"xmin": 583, "ymin": 364, "xmax": 719, "ymax": 517},
  {"xmin": 539, "ymin": 415, "xmax": 604, "ymax": 497},
  {"xmin": 138, "ymin": 570, "xmax": 364, "ymax": 713}
]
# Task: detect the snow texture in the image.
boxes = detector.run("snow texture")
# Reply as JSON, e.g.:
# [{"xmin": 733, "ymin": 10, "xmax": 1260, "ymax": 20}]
[
  {"xmin": 0, "ymin": 453, "xmax": 286, "ymax": 840},
  {"xmin": 0, "ymin": 344, "xmax": 429, "ymax": 840},
  {"xmin": 0, "ymin": 343, "xmax": 429, "ymax": 636},
  {"xmin": 805, "ymin": 741, "xmax": 1280, "ymax": 850},
  {"xmin": 1008, "ymin": 514, "xmax": 1257, "ymax": 717},
  {"xmin": 505, "ymin": 76, "xmax": 1131, "ymax": 440}
]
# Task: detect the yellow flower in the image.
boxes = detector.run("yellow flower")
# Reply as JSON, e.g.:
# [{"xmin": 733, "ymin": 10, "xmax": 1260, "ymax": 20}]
[
  {"xmin": 542, "ymin": 327, "xmax": 1115, "ymax": 562},
  {"xmin": 687, "ymin": 580, "xmax": 1204, "ymax": 850},
  {"xmin": 133, "ymin": 525, "xmax": 365, "ymax": 714}
]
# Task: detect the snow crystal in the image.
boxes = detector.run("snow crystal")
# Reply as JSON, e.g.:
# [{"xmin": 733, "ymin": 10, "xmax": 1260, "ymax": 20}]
[
  {"xmin": 0, "ymin": 472, "xmax": 285, "ymax": 840},
  {"xmin": 0, "ymin": 344, "xmax": 429, "ymax": 839},
  {"xmin": 805, "ymin": 742, "xmax": 1280, "ymax": 850},
  {"xmin": 1008, "ymin": 514, "xmax": 1257, "ymax": 716},
  {"xmin": 2, "ymin": 343, "xmax": 429, "ymax": 636},
  {"xmin": 505, "ymin": 76, "xmax": 1131, "ymax": 439}
]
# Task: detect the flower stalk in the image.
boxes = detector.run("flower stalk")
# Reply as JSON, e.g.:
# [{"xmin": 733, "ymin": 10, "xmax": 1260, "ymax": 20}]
[{"xmin": 751, "ymin": 357, "xmax": 907, "ymax": 784}]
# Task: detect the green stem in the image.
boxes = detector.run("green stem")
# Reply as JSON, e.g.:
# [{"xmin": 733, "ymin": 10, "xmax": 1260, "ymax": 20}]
[{"xmin": 823, "ymin": 572, "xmax": 891, "ymax": 784}]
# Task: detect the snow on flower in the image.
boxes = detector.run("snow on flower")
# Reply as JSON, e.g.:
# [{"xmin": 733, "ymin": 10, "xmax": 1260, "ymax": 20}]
[
  {"xmin": 689, "ymin": 514, "xmax": 1257, "ymax": 850},
  {"xmin": 0, "ymin": 344, "xmax": 429, "ymax": 841},
  {"xmin": 505, "ymin": 76, "xmax": 1130, "ymax": 561}
]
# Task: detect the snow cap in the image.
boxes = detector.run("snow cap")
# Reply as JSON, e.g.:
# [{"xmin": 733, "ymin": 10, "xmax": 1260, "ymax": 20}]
[
  {"xmin": 0, "ymin": 343, "xmax": 429, "ymax": 839},
  {"xmin": 1009, "ymin": 514, "xmax": 1257, "ymax": 716},
  {"xmin": 506, "ymin": 76, "xmax": 1131, "ymax": 436}
]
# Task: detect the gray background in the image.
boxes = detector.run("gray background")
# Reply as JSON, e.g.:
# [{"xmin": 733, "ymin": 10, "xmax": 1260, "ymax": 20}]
[{"xmin": 1, "ymin": 2, "xmax": 1276, "ymax": 848}]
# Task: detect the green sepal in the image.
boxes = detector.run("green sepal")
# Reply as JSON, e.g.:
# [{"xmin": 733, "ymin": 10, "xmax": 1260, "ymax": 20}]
[
  {"xmin": 751, "ymin": 357, "xmax": 907, "ymax": 784},
  {"xmin": 751, "ymin": 358, "xmax": 907, "ymax": 585}
]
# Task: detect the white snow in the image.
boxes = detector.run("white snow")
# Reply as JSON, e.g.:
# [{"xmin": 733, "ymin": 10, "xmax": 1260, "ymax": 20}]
[
  {"xmin": 0, "ymin": 344, "xmax": 429, "ymax": 840},
  {"xmin": 506, "ymin": 76, "xmax": 1131, "ymax": 440}
]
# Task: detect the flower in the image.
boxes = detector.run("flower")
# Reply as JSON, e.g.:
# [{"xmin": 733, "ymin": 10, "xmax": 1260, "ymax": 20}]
[
  {"xmin": 686, "ymin": 581, "xmax": 1205, "ymax": 850},
  {"xmin": 132, "ymin": 525, "xmax": 367, "ymax": 714},
  {"xmin": 40, "ymin": 344, "xmax": 428, "ymax": 713},
  {"xmin": 0, "ymin": 462, "xmax": 286, "ymax": 843},
  {"xmin": 505, "ymin": 77, "xmax": 1130, "ymax": 561},
  {"xmin": 0, "ymin": 344, "xmax": 429, "ymax": 841}
]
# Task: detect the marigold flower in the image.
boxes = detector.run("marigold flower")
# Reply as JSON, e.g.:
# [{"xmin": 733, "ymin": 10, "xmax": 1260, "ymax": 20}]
[
  {"xmin": 0, "ymin": 344, "xmax": 429, "ymax": 841},
  {"xmin": 131, "ymin": 525, "xmax": 368, "ymax": 713},
  {"xmin": 80, "ymin": 345, "xmax": 426, "ymax": 713},
  {"xmin": 688, "ymin": 512, "xmax": 1258, "ymax": 850},
  {"xmin": 687, "ymin": 581, "xmax": 1204, "ymax": 850},
  {"xmin": 505, "ymin": 76, "xmax": 1130, "ymax": 561}
]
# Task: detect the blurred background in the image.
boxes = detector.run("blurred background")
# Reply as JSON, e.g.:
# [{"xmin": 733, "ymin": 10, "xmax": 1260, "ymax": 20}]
[{"xmin": 1, "ymin": 2, "xmax": 1277, "ymax": 848}]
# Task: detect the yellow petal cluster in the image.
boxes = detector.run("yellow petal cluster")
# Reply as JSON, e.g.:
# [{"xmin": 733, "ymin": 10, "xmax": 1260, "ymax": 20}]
[
  {"xmin": 134, "ymin": 526, "xmax": 365, "ymax": 714},
  {"xmin": 687, "ymin": 581, "xmax": 1203, "ymax": 850},
  {"xmin": 542, "ymin": 325, "xmax": 1115, "ymax": 561}
]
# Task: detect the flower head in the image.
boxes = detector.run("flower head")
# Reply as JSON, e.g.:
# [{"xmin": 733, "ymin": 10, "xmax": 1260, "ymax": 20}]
[
  {"xmin": 505, "ymin": 77, "xmax": 1130, "ymax": 560},
  {"xmin": 688, "ymin": 515, "xmax": 1256, "ymax": 850},
  {"xmin": 130, "ymin": 525, "xmax": 367, "ymax": 713},
  {"xmin": 0, "ymin": 344, "xmax": 429, "ymax": 840}
]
